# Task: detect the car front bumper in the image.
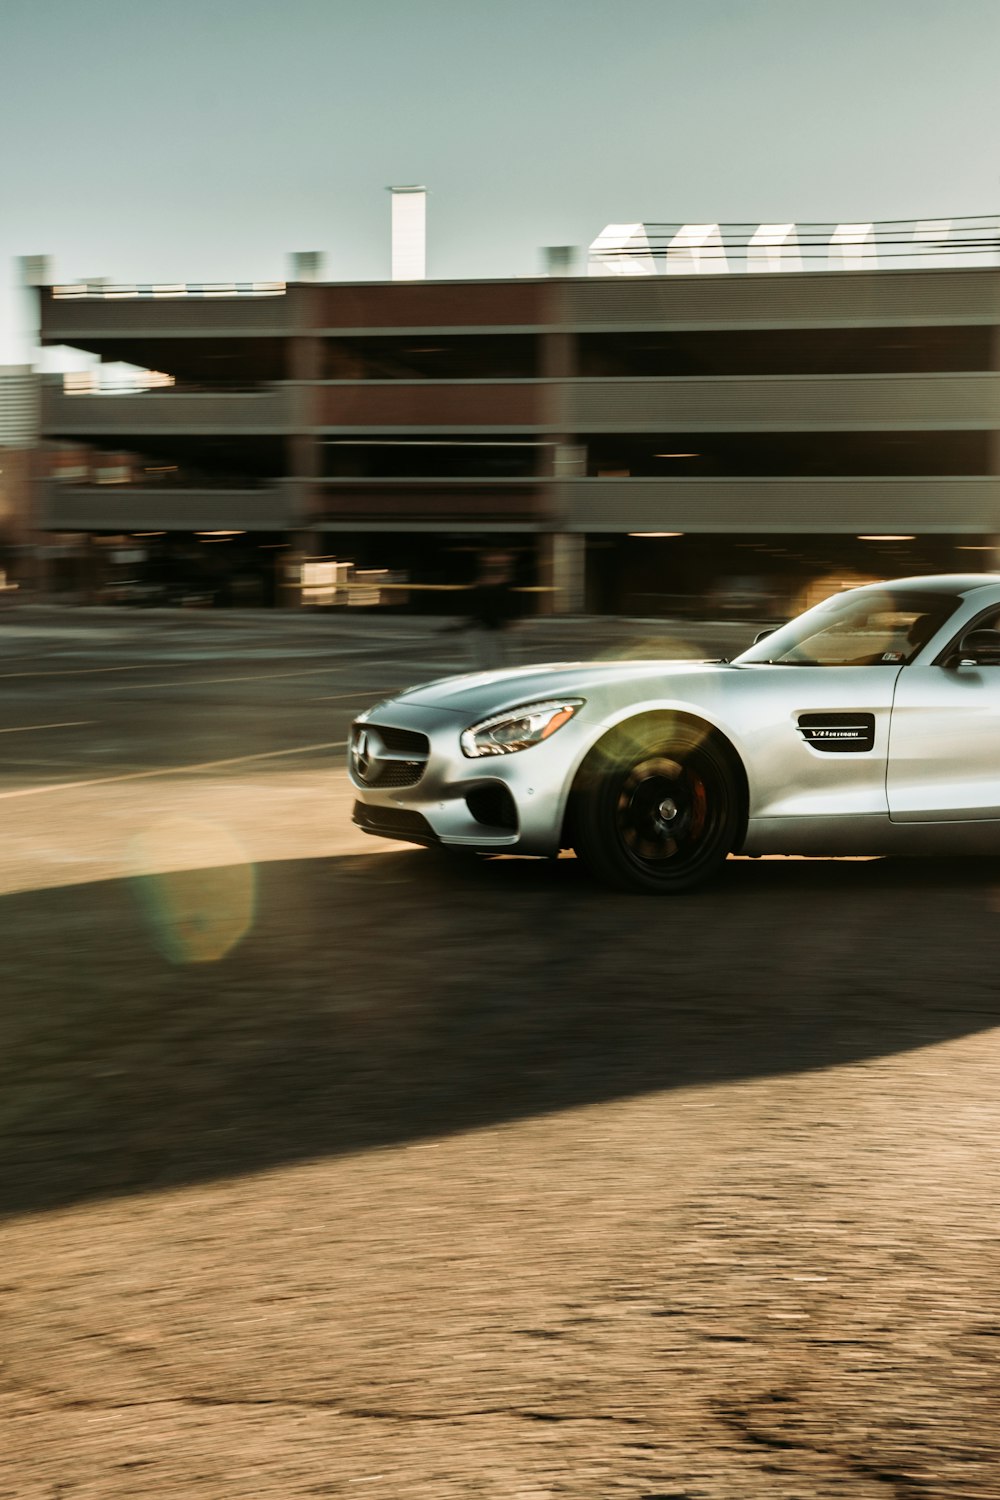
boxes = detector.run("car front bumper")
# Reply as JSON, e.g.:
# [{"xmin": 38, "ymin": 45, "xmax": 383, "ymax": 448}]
[{"xmin": 347, "ymin": 700, "xmax": 584, "ymax": 856}]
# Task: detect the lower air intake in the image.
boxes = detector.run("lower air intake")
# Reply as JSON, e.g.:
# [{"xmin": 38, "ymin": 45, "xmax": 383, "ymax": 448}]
[
  {"xmin": 465, "ymin": 783, "xmax": 518, "ymax": 831},
  {"xmin": 352, "ymin": 803, "xmax": 438, "ymax": 844}
]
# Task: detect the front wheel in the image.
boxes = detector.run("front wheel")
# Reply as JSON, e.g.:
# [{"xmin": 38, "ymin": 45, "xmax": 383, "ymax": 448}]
[{"xmin": 572, "ymin": 722, "xmax": 739, "ymax": 893}]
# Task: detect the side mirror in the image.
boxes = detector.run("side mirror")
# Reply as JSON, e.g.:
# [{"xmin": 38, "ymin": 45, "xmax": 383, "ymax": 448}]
[
  {"xmin": 753, "ymin": 627, "xmax": 777, "ymax": 645},
  {"xmin": 957, "ymin": 629, "xmax": 1000, "ymax": 666}
]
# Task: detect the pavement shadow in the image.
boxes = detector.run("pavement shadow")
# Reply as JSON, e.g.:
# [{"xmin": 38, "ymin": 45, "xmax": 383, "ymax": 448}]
[{"xmin": 3, "ymin": 849, "xmax": 1000, "ymax": 1217}]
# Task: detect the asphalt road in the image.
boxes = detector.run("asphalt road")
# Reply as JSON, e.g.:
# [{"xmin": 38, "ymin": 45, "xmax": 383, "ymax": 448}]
[{"xmin": 3, "ymin": 605, "xmax": 1000, "ymax": 1499}]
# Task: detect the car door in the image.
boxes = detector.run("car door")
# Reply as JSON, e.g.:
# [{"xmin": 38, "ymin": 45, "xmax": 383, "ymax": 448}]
[
  {"xmin": 738, "ymin": 665, "xmax": 900, "ymax": 821},
  {"xmin": 888, "ymin": 610, "xmax": 1000, "ymax": 822}
]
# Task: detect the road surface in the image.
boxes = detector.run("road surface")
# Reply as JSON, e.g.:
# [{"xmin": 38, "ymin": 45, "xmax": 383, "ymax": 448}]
[{"xmin": 2, "ymin": 606, "xmax": 999, "ymax": 1498}]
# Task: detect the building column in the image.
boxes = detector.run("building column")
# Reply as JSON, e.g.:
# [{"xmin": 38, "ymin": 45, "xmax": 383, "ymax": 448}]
[
  {"xmin": 286, "ymin": 334, "xmax": 324, "ymax": 606},
  {"xmin": 538, "ymin": 321, "xmax": 576, "ymax": 540},
  {"xmin": 990, "ymin": 321, "xmax": 1000, "ymax": 373},
  {"xmin": 535, "ymin": 313, "xmax": 582, "ymax": 619},
  {"xmin": 990, "ymin": 324, "xmax": 1000, "ymax": 504},
  {"xmin": 539, "ymin": 532, "xmax": 586, "ymax": 615},
  {"xmin": 288, "ymin": 335, "xmax": 323, "ymax": 501}
]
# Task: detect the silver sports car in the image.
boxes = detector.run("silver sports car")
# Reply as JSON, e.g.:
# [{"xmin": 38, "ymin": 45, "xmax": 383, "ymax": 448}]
[{"xmin": 349, "ymin": 574, "xmax": 1000, "ymax": 892}]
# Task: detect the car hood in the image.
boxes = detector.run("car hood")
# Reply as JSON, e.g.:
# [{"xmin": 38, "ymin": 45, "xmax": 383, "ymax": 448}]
[{"xmin": 394, "ymin": 658, "xmax": 731, "ymax": 717}]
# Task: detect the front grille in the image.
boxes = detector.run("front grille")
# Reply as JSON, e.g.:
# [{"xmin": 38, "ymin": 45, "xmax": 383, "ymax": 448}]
[
  {"xmin": 352, "ymin": 802, "xmax": 438, "ymax": 844},
  {"xmin": 377, "ymin": 725, "xmax": 430, "ymax": 755},
  {"xmin": 350, "ymin": 721, "xmax": 430, "ymax": 789},
  {"xmin": 375, "ymin": 760, "xmax": 426, "ymax": 789}
]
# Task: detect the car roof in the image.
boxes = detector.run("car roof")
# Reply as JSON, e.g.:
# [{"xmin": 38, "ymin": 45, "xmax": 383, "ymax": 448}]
[{"xmin": 849, "ymin": 574, "xmax": 1000, "ymax": 597}]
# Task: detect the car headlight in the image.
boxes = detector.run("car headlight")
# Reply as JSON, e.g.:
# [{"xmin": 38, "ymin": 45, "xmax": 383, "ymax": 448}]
[{"xmin": 460, "ymin": 699, "xmax": 584, "ymax": 758}]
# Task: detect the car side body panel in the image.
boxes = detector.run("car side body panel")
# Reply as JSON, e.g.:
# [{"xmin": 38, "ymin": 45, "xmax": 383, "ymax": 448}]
[
  {"xmin": 348, "ymin": 576, "xmax": 1000, "ymax": 864},
  {"xmin": 350, "ymin": 662, "xmax": 901, "ymax": 856},
  {"xmin": 888, "ymin": 664, "xmax": 1000, "ymax": 821}
]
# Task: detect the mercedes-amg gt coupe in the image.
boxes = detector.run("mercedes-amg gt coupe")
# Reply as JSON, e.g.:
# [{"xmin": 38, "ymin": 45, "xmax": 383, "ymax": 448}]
[{"xmin": 349, "ymin": 575, "xmax": 1000, "ymax": 893}]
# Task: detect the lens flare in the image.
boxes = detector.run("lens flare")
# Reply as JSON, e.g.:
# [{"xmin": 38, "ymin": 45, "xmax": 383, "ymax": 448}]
[
  {"xmin": 597, "ymin": 636, "xmax": 703, "ymax": 662},
  {"xmin": 126, "ymin": 817, "xmax": 256, "ymax": 964}
]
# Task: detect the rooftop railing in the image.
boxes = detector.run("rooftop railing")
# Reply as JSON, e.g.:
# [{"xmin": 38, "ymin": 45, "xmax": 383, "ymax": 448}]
[
  {"xmin": 50, "ymin": 281, "xmax": 287, "ymax": 300},
  {"xmin": 588, "ymin": 215, "xmax": 1000, "ymax": 275}
]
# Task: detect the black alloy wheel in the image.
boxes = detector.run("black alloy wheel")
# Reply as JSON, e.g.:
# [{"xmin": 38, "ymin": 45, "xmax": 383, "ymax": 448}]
[{"xmin": 573, "ymin": 722, "xmax": 739, "ymax": 893}]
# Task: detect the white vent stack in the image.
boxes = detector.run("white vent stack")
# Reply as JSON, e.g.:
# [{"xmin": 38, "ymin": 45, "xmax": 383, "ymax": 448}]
[
  {"xmin": 18, "ymin": 255, "xmax": 50, "ymax": 288},
  {"xmin": 16, "ymin": 255, "xmax": 51, "ymax": 363},
  {"xmin": 0, "ymin": 366, "xmax": 39, "ymax": 446},
  {"xmin": 289, "ymin": 251, "xmax": 325, "ymax": 282},
  {"xmin": 543, "ymin": 246, "xmax": 580, "ymax": 276},
  {"xmin": 388, "ymin": 186, "xmax": 427, "ymax": 280}
]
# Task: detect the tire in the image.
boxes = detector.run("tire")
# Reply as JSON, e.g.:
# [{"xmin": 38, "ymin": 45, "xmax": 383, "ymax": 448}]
[{"xmin": 572, "ymin": 719, "xmax": 739, "ymax": 894}]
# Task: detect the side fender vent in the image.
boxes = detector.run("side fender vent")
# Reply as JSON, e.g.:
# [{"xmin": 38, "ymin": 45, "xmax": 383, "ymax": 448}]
[{"xmin": 797, "ymin": 712, "xmax": 876, "ymax": 753}]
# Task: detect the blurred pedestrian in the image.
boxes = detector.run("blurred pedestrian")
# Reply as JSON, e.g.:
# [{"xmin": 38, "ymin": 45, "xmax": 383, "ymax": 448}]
[{"xmin": 465, "ymin": 550, "xmax": 520, "ymax": 670}]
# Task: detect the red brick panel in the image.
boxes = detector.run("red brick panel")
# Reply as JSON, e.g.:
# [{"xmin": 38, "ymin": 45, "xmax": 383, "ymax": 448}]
[{"xmin": 314, "ymin": 282, "xmax": 548, "ymax": 330}]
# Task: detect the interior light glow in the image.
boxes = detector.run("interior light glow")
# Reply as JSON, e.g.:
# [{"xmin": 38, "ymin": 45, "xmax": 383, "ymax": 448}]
[
  {"xmin": 857, "ymin": 535, "xmax": 915, "ymax": 541},
  {"xmin": 628, "ymin": 531, "xmax": 683, "ymax": 537},
  {"xmin": 323, "ymin": 439, "xmax": 546, "ymax": 447}
]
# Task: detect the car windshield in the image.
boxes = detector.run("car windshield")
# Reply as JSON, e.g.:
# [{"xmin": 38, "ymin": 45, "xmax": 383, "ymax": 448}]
[{"xmin": 733, "ymin": 589, "xmax": 961, "ymax": 667}]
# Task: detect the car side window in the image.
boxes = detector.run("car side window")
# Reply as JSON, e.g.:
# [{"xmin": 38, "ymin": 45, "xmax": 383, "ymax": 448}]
[{"xmin": 934, "ymin": 606, "xmax": 1000, "ymax": 665}]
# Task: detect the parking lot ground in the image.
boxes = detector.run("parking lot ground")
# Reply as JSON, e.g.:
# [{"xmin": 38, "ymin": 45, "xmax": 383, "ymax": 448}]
[{"xmin": 3, "ymin": 607, "xmax": 1000, "ymax": 1498}]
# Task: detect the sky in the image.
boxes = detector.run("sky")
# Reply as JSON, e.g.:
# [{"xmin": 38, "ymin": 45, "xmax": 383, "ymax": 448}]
[{"xmin": 1, "ymin": 0, "xmax": 999, "ymax": 361}]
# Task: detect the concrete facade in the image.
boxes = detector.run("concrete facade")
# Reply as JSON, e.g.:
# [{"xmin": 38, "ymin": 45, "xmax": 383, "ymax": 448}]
[
  {"xmin": 0, "ymin": 369, "xmax": 41, "ymax": 588},
  {"xmin": 35, "ymin": 268, "xmax": 1000, "ymax": 612}
]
